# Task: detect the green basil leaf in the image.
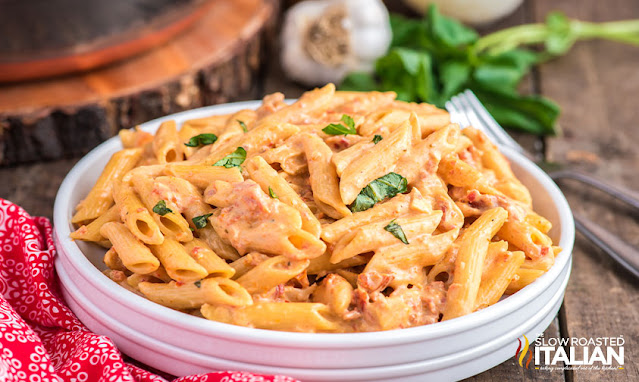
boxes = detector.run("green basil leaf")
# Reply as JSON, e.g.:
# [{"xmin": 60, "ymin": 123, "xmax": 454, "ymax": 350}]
[
  {"xmin": 389, "ymin": 13, "xmax": 425, "ymax": 49},
  {"xmin": 340, "ymin": 72, "xmax": 378, "ymax": 92},
  {"xmin": 192, "ymin": 213, "xmax": 213, "ymax": 229},
  {"xmin": 427, "ymin": 4, "xmax": 478, "ymax": 49},
  {"xmin": 194, "ymin": 281, "xmax": 202, "ymax": 288},
  {"xmin": 238, "ymin": 120, "xmax": 248, "ymax": 133},
  {"xmin": 473, "ymin": 50, "xmax": 540, "ymax": 93},
  {"xmin": 152, "ymin": 200, "xmax": 172, "ymax": 216},
  {"xmin": 214, "ymin": 147, "xmax": 247, "ymax": 168},
  {"xmin": 322, "ymin": 114, "xmax": 357, "ymax": 135},
  {"xmin": 349, "ymin": 172, "xmax": 408, "ymax": 212},
  {"xmin": 473, "ymin": 64, "xmax": 523, "ymax": 93},
  {"xmin": 376, "ymin": 48, "xmax": 438, "ymax": 104},
  {"xmin": 373, "ymin": 135, "xmax": 383, "ymax": 144},
  {"xmin": 384, "ymin": 219, "xmax": 409, "ymax": 244},
  {"xmin": 439, "ymin": 60, "xmax": 472, "ymax": 100},
  {"xmin": 350, "ymin": 193, "xmax": 377, "ymax": 213},
  {"xmin": 491, "ymin": 49, "xmax": 541, "ymax": 72},
  {"xmin": 472, "ymin": 87, "xmax": 560, "ymax": 135},
  {"xmin": 341, "ymin": 114, "xmax": 355, "ymax": 130},
  {"xmin": 268, "ymin": 186, "xmax": 278, "ymax": 199},
  {"xmin": 322, "ymin": 123, "xmax": 355, "ymax": 135},
  {"xmin": 184, "ymin": 133, "xmax": 218, "ymax": 147}
]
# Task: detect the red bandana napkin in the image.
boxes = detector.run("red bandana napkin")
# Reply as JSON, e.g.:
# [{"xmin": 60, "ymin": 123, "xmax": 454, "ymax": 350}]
[{"xmin": 0, "ymin": 199, "xmax": 299, "ymax": 382}]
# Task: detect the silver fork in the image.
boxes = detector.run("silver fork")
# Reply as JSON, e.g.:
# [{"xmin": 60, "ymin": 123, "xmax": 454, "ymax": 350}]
[{"xmin": 446, "ymin": 89, "xmax": 639, "ymax": 278}]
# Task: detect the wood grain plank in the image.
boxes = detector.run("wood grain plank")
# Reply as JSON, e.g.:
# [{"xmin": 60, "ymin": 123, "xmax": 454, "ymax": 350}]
[
  {"xmin": 534, "ymin": 0, "xmax": 639, "ymax": 381},
  {"xmin": 0, "ymin": 158, "xmax": 79, "ymax": 220}
]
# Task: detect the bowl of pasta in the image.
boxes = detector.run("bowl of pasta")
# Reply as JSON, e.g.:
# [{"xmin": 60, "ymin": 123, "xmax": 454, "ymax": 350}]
[{"xmin": 53, "ymin": 84, "xmax": 574, "ymax": 381}]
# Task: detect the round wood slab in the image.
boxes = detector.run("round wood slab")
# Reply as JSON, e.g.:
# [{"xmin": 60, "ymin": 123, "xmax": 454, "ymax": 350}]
[
  {"xmin": 0, "ymin": 0, "xmax": 278, "ymax": 166},
  {"xmin": 0, "ymin": 0, "xmax": 211, "ymax": 82}
]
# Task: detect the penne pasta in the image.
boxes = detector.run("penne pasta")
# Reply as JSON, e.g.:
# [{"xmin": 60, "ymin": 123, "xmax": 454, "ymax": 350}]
[
  {"xmin": 139, "ymin": 278, "xmax": 252, "ymax": 310},
  {"xmin": 164, "ymin": 164, "xmax": 243, "ymax": 189},
  {"xmin": 301, "ymin": 133, "xmax": 351, "ymax": 219},
  {"xmin": 152, "ymin": 120, "xmax": 183, "ymax": 163},
  {"xmin": 131, "ymin": 176, "xmax": 193, "ymax": 242},
  {"xmin": 183, "ymin": 238, "xmax": 235, "ymax": 278},
  {"xmin": 72, "ymin": 148, "xmax": 142, "ymax": 223},
  {"xmin": 112, "ymin": 181, "xmax": 164, "ymax": 245},
  {"xmin": 99, "ymin": 222, "xmax": 160, "ymax": 274},
  {"xmin": 201, "ymin": 302, "xmax": 340, "ymax": 332},
  {"xmin": 237, "ymin": 255, "xmax": 310, "ymax": 295},
  {"xmin": 72, "ymin": 86, "xmax": 559, "ymax": 333},
  {"xmin": 245, "ymin": 156, "xmax": 322, "ymax": 237},
  {"xmin": 443, "ymin": 208, "xmax": 508, "ymax": 320},
  {"xmin": 70, "ymin": 205, "xmax": 120, "ymax": 243},
  {"xmin": 331, "ymin": 211, "xmax": 443, "ymax": 263},
  {"xmin": 149, "ymin": 238, "xmax": 208, "ymax": 283},
  {"xmin": 339, "ymin": 119, "xmax": 413, "ymax": 205}
]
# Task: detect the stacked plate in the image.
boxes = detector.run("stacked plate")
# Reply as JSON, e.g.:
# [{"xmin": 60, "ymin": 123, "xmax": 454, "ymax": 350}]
[{"xmin": 53, "ymin": 102, "xmax": 575, "ymax": 382}]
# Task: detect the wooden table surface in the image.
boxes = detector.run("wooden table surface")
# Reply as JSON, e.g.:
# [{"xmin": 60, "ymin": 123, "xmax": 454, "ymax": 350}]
[{"xmin": 1, "ymin": 0, "xmax": 637, "ymax": 380}]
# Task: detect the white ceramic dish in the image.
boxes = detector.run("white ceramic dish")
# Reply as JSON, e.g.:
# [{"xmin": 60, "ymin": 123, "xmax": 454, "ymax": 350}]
[
  {"xmin": 56, "ymin": 255, "xmax": 569, "ymax": 382},
  {"xmin": 53, "ymin": 101, "xmax": 575, "ymax": 380}
]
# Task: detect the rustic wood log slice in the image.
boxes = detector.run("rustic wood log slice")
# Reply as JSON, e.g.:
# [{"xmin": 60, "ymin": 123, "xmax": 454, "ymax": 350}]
[
  {"xmin": 0, "ymin": 0, "xmax": 211, "ymax": 82},
  {"xmin": 0, "ymin": 0, "xmax": 278, "ymax": 166}
]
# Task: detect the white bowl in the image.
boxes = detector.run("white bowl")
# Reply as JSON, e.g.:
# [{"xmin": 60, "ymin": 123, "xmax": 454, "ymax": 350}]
[
  {"xmin": 56, "ymin": 255, "xmax": 569, "ymax": 382},
  {"xmin": 53, "ymin": 101, "xmax": 575, "ymax": 380}
]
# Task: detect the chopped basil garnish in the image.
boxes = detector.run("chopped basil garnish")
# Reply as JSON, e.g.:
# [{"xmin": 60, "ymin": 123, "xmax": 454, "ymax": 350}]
[
  {"xmin": 349, "ymin": 172, "xmax": 408, "ymax": 212},
  {"xmin": 152, "ymin": 200, "xmax": 172, "ymax": 216},
  {"xmin": 194, "ymin": 280, "xmax": 202, "ymax": 288},
  {"xmin": 184, "ymin": 133, "xmax": 218, "ymax": 147},
  {"xmin": 373, "ymin": 135, "xmax": 383, "ymax": 144},
  {"xmin": 238, "ymin": 120, "xmax": 248, "ymax": 133},
  {"xmin": 268, "ymin": 186, "xmax": 278, "ymax": 199},
  {"xmin": 384, "ymin": 219, "xmax": 409, "ymax": 244},
  {"xmin": 322, "ymin": 114, "xmax": 357, "ymax": 135},
  {"xmin": 192, "ymin": 213, "xmax": 213, "ymax": 229},
  {"xmin": 213, "ymin": 147, "xmax": 246, "ymax": 168}
]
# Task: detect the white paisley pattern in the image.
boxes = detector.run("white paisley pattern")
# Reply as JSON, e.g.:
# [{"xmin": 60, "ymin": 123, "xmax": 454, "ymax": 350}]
[{"xmin": 0, "ymin": 199, "xmax": 299, "ymax": 382}]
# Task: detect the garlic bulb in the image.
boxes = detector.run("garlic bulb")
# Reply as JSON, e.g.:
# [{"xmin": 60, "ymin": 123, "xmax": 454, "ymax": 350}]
[{"xmin": 280, "ymin": 0, "xmax": 392, "ymax": 86}]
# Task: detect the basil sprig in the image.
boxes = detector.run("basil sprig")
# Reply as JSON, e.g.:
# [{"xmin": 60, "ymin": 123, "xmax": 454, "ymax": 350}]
[
  {"xmin": 340, "ymin": 6, "xmax": 565, "ymax": 135},
  {"xmin": 213, "ymin": 147, "xmax": 246, "ymax": 168},
  {"xmin": 384, "ymin": 219, "xmax": 409, "ymax": 244},
  {"xmin": 349, "ymin": 172, "xmax": 408, "ymax": 212},
  {"xmin": 372, "ymin": 135, "xmax": 383, "ymax": 144},
  {"xmin": 152, "ymin": 200, "xmax": 172, "ymax": 216},
  {"xmin": 322, "ymin": 114, "xmax": 357, "ymax": 135},
  {"xmin": 184, "ymin": 133, "xmax": 218, "ymax": 147}
]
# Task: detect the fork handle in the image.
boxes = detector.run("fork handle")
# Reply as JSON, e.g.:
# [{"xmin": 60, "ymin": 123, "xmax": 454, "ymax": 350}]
[
  {"xmin": 574, "ymin": 213, "xmax": 639, "ymax": 278},
  {"xmin": 550, "ymin": 170, "xmax": 639, "ymax": 211}
]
